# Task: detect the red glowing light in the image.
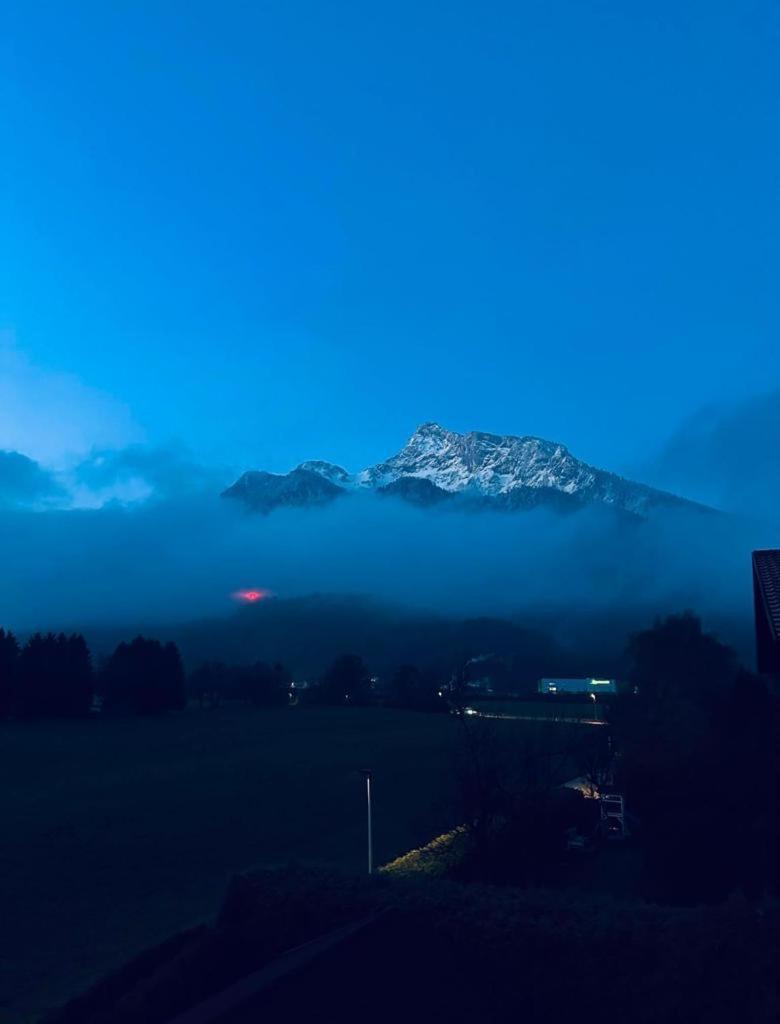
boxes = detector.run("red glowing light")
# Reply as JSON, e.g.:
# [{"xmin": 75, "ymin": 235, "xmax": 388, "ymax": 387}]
[{"xmin": 232, "ymin": 588, "xmax": 273, "ymax": 604}]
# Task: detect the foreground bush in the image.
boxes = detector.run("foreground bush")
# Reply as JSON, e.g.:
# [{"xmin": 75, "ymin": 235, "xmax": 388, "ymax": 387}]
[
  {"xmin": 49, "ymin": 865, "xmax": 780, "ymax": 1024},
  {"xmin": 101, "ymin": 636, "xmax": 185, "ymax": 715}
]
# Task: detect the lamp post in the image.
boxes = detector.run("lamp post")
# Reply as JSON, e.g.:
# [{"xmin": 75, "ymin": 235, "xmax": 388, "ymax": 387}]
[
  {"xmin": 359, "ymin": 769, "xmax": 373, "ymax": 874},
  {"xmin": 590, "ymin": 691, "xmax": 597, "ymax": 721}
]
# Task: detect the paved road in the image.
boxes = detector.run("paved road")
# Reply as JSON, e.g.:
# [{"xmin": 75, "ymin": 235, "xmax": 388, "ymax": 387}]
[{"xmin": 476, "ymin": 710, "xmax": 606, "ymax": 726}]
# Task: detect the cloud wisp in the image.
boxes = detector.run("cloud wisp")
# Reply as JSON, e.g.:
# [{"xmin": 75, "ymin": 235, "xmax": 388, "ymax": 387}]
[
  {"xmin": 0, "ymin": 336, "xmax": 142, "ymax": 465},
  {"xmin": 0, "ymin": 451, "xmax": 63, "ymax": 508},
  {"xmin": 645, "ymin": 388, "xmax": 780, "ymax": 526}
]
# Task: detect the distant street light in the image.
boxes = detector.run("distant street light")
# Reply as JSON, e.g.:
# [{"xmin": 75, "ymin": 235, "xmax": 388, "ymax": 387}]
[{"xmin": 358, "ymin": 769, "xmax": 373, "ymax": 874}]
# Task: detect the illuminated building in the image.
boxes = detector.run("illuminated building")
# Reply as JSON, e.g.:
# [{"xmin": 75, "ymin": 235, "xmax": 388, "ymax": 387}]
[
  {"xmin": 753, "ymin": 549, "xmax": 780, "ymax": 676},
  {"xmin": 538, "ymin": 678, "xmax": 617, "ymax": 695}
]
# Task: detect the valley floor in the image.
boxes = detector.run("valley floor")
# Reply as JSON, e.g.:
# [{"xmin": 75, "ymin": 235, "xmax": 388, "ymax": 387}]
[{"xmin": 0, "ymin": 705, "xmax": 460, "ymax": 1019}]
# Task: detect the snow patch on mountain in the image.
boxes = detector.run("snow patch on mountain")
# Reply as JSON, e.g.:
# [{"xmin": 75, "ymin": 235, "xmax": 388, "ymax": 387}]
[
  {"xmin": 355, "ymin": 423, "xmax": 597, "ymax": 496},
  {"xmin": 224, "ymin": 423, "xmax": 707, "ymax": 518},
  {"xmin": 296, "ymin": 460, "xmax": 352, "ymax": 486}
]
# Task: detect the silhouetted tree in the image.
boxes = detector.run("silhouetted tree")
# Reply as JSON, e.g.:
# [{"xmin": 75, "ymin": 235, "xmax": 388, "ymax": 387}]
[
  {"xmin": 614, "ymin": 615, "xmax": 780, "ymax": 904},
  {"xmin": 189, "ymin": 660, "xmax": 228, "ymax": 708},
  {"xmin": 574, "ymin": 727, "xmax": 614, "ymax": 799},
  {"xmin": 102, "ymin": 636, "xmax": 185, "ymax": 715},
  {"xmin": 387, "ymin": 664, "xmax": 445, "ymax": 711},
  {"xmin": 453, "ymin": 711, "xmax": 580, "ymax": 885},
  {"xmin": 15, "ymin": 632, "xmax": 93, "ymax": 717},
  {"xmin": 626, "ymin": 611, "xmax": 736, "ymax": 710},
  {"xmin": 188, "ymin": 660, "xmax": 292, "ymax": 708},
  {"xmin": 237, "ymin": 661, "xmax": 291, "ymax": 707},
  {"xmin": 0, "ymin": 628, "xmax": 19, "ymax": 716},
  {"xmin": 316, "ymin": 654, "xmax": 372, "ymax": 706}
]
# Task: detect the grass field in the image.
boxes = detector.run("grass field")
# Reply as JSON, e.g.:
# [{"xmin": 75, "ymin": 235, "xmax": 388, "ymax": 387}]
[
  {"xmin": 0, "ymin": 706, "xmax": 461, "ymax": 1019},
  {"xmin": 468, "ymin": 699, "xmax": 605, "ymax": 721}
]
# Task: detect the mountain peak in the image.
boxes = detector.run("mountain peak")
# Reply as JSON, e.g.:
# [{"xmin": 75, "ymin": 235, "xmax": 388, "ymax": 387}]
[
  {"xmin": 296, "ymin": 460, "xmax": 352, "ymax": 486},
  {"xmin": 224, "ymin": 423, "xmax": 705, "ymax": 518},
  {"xmin": 360, "ymin": 423, "xmax": 577, "ymax": 497},
  {"xmin": 408, "ymin": 422, "xmax": 569, "ymax": 454},
  {"xmin": 411, "ymin": 421, "xmax": 448, "ymax": 438},
  {"xmin": 222, "ymin": 466, "xmax": 344, "ymax": 513}
]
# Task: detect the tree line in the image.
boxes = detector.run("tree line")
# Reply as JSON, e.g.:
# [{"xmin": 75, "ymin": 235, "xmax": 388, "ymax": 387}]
[
  {"xmin": 0, "ymin": 629, "xmax": 449, "ymax": 719},
  {"xmin": 188, "ymin": 653, "xmax": 446, "ymax": 711},
  {"xmin": 0, "ymin": 629, "xmax": 186, "ymax": 717}
]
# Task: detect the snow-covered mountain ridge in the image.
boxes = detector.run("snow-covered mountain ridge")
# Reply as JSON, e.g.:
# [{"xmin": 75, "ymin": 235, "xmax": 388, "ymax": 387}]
[{"xmin": 222, "ymin": 423, "xmax": 707, "ymax": 517}]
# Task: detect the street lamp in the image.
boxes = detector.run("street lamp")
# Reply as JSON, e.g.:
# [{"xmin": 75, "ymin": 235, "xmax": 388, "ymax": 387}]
[{"xmin": 358, "ymin": 769, "xmax": 373, "ymax": 874}]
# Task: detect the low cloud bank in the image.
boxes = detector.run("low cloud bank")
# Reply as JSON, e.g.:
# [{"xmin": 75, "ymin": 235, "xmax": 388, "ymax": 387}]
[
  {"xmin": 0, "ymin": 443, "xmax": 234, "ymax": 510},
  {"xmin": 0, "ymin": 451, "xmax": 62, "ymax": 508},
  {"xmin": 646, "ymin": 388, "xmax": 780, "ymax": 523},
  {"xmin": 68, "ymin": 445, "xmax": 233, "ymax": 508},
  {"xmin": 0, "ymin": 492, "xmax": 767, "ymax": 658}
]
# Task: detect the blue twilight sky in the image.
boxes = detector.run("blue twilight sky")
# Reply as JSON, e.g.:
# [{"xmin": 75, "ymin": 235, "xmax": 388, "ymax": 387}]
[{"xmin": 3, "ymin": 0, "xmax": 780, "ymax": 477}]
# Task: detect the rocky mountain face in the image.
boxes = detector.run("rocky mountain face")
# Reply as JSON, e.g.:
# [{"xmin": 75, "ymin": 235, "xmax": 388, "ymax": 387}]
[
  {"xmin": 221, "ymin": 467, "xmax": 343, "ymax": 513},
  {"xmin": 222, "ymin": 423, "xmax": 705, "ymax": 517}
]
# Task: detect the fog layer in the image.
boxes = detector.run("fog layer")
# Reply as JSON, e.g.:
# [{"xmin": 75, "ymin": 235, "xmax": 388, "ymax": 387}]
[{"xmin": 0, "ymin": 490, "xmax": 770, "ymax": 657}]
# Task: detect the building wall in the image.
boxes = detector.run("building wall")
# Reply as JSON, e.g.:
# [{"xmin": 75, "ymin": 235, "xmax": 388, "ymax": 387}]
[
  {"xmin": 753, "ymin": 556, "xmax": 780, "ymax": 676},
  {"xmin": 538, "ymin": 678, "xmax": 617, "ymax": 695}
]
